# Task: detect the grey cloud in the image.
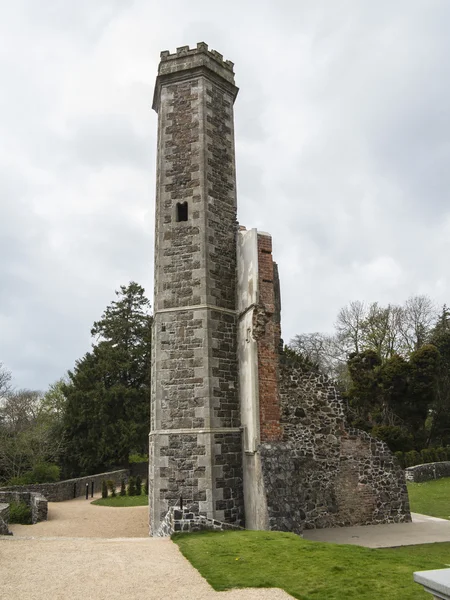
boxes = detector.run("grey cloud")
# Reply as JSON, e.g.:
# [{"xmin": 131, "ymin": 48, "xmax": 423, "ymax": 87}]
[{"xmin": 1, "ymin": 0, "xmax": 450, "ymax": 388}]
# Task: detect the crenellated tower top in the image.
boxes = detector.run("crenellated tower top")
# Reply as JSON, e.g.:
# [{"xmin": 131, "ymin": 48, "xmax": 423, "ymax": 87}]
[{"xmin": 152, "ymin": 42, "xmax": 237, "ymax": 111}]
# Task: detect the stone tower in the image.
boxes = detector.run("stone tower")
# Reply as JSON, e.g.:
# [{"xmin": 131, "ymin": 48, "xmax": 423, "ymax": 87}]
[{"xmin": 149, "ymin": 43, "xmax": 244, "ymax": 534}]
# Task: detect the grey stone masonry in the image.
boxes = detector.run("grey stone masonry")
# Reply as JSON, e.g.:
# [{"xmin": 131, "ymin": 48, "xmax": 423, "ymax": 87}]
[
  {"xmin": 406, "ymin": 462, "xmax": 450, "ymax": 483},
  {"xmin": 0, "ymin": 491, "xmax": 48, "ymax": 525},
  {"xmin": 156, "ymin": 505, "xmax": 243, "ymax": 537},
  {"xmin": 258, "ymin": 358, "xmax": 411, "ymax": 532},
  {"xmin": 0, "ymin": 469, "xmax": 128, "ymax": 502},
  {"xmin": 150, "ymin": 42, "xmax": 244, "ymax": 535},
  {"xmin": 0, "ymin": 503, "xmax": 11, "ymax": 535}
]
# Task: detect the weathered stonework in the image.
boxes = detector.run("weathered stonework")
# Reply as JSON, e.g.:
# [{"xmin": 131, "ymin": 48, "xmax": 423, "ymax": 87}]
[
  {"xmin": 0, "ymin": 469, "xmax": 128, "ymax": 502},
  {"xmin": 406, "ymin": 462, "xmax": 450, "ymax": 483},
  {"xmin": 150, "ymin": 42, "xmax": 243, "ymax": 535},
  {"xmin": 150, "ymin": 42, "xmax": 410, "ymax": 537},
  {"xmin": 258, "ymin": 359, "xmax": 411, "ymax": 531},
  {"xmin": 0, "ymin": 491, "xmax": 48, "ymax": 526},
  {"xmin": 156, "ymin": 505, "xmax": 243, "ymax": 537},
  {"xmin": 0, "ymin": 503, "xmax": 11, "ymax": 535}
]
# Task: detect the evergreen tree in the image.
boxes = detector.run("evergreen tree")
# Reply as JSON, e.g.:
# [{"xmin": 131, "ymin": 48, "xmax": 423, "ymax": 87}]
[
  {"xmin": 62, "ymin": 282, "xmax": 152, "ymax": 477},
  {"xmin": 427, "ymin": 306, "xmax": 450, "ymax": 446}
]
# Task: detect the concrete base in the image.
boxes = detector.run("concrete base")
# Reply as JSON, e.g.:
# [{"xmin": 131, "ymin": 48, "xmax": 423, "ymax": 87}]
[
  {"xmin": 414, "ymin": 569, "xmax": 450, "ymax": 599},
  {"xmin": 302, "ymin": 513, "xmax": 450, "ymax": 548}
]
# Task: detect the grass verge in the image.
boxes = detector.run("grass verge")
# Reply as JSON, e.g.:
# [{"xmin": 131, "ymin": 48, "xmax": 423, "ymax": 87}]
[
  {"xmin": 91, "ymin": 495, "xmax": 148, "ymax": 507},
  {"xmin": 173, "ymin": 530, "xmax": 450, "ymax": 599},
  {"xmin": 408, "ymin": 477, "xmax": 450, "ymax": 519}
]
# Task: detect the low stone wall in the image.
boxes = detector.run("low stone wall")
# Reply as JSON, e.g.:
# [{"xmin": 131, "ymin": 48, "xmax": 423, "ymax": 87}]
[
  {"xmin": 0, "ymin": 491, "xmax": 48, "ymax": 525},
  {"xmin": 0, "ymin": 503, "xmax": 11, "ymax": 535},
  {"xmin": 406, "ymin": 462, "xmax": 450, "ymax": 483},
  {"xmin": 156, "ymin": 506, "xmax": 243, "ymax": 537},
  {"xmin": 0, "ymin": 469, "xmax": 128, "ymax": 502}
]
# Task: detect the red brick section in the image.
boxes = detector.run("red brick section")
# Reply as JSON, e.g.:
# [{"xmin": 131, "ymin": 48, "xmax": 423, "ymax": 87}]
[{"xmin": 257, "ymin": 233, "xmax": 283, "ymax": 442}]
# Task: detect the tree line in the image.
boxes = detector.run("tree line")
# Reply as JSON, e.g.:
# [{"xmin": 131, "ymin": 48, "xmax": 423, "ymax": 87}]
[
  {"xmin": 0, "ymin": 282, "xmax": 152, "ymax": 484},
  {"xmin": 2, "ymin": 288, "xmax": 450, "ymax": 485},
  {"xmin": 289, "ymin": 296, "xmax": 450, "ymax": 455}
]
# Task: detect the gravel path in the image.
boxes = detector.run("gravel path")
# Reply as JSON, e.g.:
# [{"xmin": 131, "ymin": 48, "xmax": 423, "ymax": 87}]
[
  {"xmin": 8, "ymin": 495, "xmax": 149, "ymax": 538},
  {"xmin": 1, "ymin": 497, "xmax": 292, "ymax": 600}
]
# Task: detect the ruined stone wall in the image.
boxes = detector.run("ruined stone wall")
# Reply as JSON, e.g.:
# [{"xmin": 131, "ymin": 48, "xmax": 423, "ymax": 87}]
[{"xmin": 259, "ymin": 361, "xmax": 410, "ymax": 531}]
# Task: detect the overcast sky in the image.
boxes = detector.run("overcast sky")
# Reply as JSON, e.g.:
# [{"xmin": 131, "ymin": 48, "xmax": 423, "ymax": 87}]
[{"xmin": 1, "ymin": 0, "xmax": 449, "ymax": 390}]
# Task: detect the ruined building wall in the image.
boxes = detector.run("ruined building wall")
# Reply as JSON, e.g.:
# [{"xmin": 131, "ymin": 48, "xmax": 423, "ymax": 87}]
[
  {"xmin": 150, "ymin": 44, "xmax": 244, "ymax": 535},
  {"xmin": 259, "ymin": 364, "xmax": 411, "ymax": 531},
  {"xmin": 237, "ymin": 228, "xmax": 411, "ymax": 532}
]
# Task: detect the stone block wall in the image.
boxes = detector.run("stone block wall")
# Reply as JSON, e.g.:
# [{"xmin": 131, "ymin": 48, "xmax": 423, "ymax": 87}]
[
  {"xmin": 406, "ymin": 462, "xmax": 450, "ymax": 483},
  {"xmin": 0, "ymin": 469, "xmax": 128, "ymax": 502},
  {"xmin": 156, "ymin": 505, "xmax": 242, "ymax": 537},
  {"xmin": 0, "ymin": 491, "xmax": 48, "ymax": 525},
  {"xmin": 150, "ymin": 43, "xmax": 244, "ymax": 535},
  {"xmin": 0, "ymin": 503, "xmax": 11, "ymax": 535}
]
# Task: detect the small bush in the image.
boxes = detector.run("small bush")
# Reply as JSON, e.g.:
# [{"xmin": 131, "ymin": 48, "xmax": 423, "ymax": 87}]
[
  {"xmin": 107, "ymin": 480, "xmax": 116, "ymax": 497},
  {"xmin": 128, "ymin": 476, "xmax": 136, "ymax": 496},
  {"xmin": 8, "ymin": 462, "xmax": 61, "ymax": 486},
  {"xmin": 405, "ymin": 450, "xmax": 421, "ymax": 467},
  {"xmin": 371, "ymin": 426, "xmax": 413, "ymax": 453},
  {"xmin": 144, "ymin": 478, "xmax": 149, "ymax": 495},
  {"xmin": 129, "ymin": 453, "xmax": 148, "ymax": 464},
  {"xmin": 9, "ymin": 500, "xmax": 32, "ymax": 524},
  {"xmin": 135, "ymin": 475, "xmax": 142, "ymax": 496},
  {"xmin": 436, "ymin": 447, "xmax": 448, "ymax": 462},
  {"xmin": 394, "ymin": 451, "xmax": 405, "ymax": 468},
  {"xmin": 420, "ymin": 449, "xmax": 435, "ymax": 464},
  {"xmin": 101, "ymin": 480, "xmax": 108, "ymax": 499},
  {"xmin": 120, "ymin": 479, "xmax": 126, "ymax": 497}
]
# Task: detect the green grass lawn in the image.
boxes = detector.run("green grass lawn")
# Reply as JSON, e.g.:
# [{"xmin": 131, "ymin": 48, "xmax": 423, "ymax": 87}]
[
  {"xmin": 408, "ymin": 477, "xmax": 450, "ymax": 519},
  {"xmin": 173, "ymin": 530, "xmax": 450, "ymax": 600},
  {"xmin": 91, "ymin": 494, "xmax": 148, "ymax": 507}
]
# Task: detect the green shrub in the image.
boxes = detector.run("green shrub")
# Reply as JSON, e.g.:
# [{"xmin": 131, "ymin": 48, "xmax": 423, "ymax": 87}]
[
  {"xmin": 8, "ymin": 463, "xmax": 61, "ymax": 486},
  {"xmin": 436, "ymin": 447, "xmax": 448, "ymax": 462},
  {"xmin": 135, "ymin": 475, "xmax": 142, "ymax": 496},
  {"xmin": 371, "ymin": 426, "xmax": 414, "ymax": 453},
  {"xmin": 394, "ymin": 451, "xmax": 405, "ymax": 468},
  {"xmin": 101, "ymin": 480, "xmax": 108, "ymax": 499},
  {"xmin": 405, "ymin": 450, "xmax": 421, "ymax": 467},
  {"xmin": 127, "ymin": 476, "xmax": 136, "ymax": 496},
  {"xmin": 107, "ymin": 480, "xmax": 116, "ymax": 497},
  {"xmin": 144, "ymin": 478, "xmax": 149, "ymax": 495},
  {"xmin": 9, "ymin": 500, "xmax": 32, "ymax": 524},
  {"xmin": 420, "ymin": 449, "xmax": 435, "ymax": 464},
  {"xmin": 129, "ymin": 453, "xmax": 148, "ymax": 464},
  {"xmin": 120, "ymin": 479, "xmax": 126, "ymax": 497}
]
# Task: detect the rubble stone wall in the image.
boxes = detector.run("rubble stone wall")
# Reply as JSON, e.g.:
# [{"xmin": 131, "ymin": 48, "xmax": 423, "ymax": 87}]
[
  {"xmin": 0, "ymin": 503, "xmax": 11, "ymax": 535},
  {"xmin": 0, "ymin": 491, "xmax": 48, "ymax": 524},
  {"xmin": 0, "ymin": 469, "xmax": 128, "ymax": 502},
  {"xmin": 406, "ymin": 462, "xmax": 450, "ymax": 483},
  {"xmin": 259, "ymin": 361, "xmax": 411, "ymax": 531}
]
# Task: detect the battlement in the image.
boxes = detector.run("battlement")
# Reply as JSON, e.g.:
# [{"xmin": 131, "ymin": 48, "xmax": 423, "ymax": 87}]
[
  {"xmin": 154, "ymin": 42, "xmax": 237, "ymax": 107},
  {"xmin": 160, "ymin": 42, "xmax": 234, "ymax": 72}
]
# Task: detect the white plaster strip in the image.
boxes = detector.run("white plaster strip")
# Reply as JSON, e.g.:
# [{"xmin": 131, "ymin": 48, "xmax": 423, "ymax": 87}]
[
  {"xmin": 149, "ymin": 427, "xmax": 242, "ymax": 436},
  {"xmin": 154, "ymin": 304, "xmax": 237, "ymax": 316}
]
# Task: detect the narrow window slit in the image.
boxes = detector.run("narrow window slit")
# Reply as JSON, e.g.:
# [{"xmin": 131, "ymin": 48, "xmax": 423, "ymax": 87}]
[{"xmin": 176, "ymin": 202, "xmax": 188, "ymax": 222}]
